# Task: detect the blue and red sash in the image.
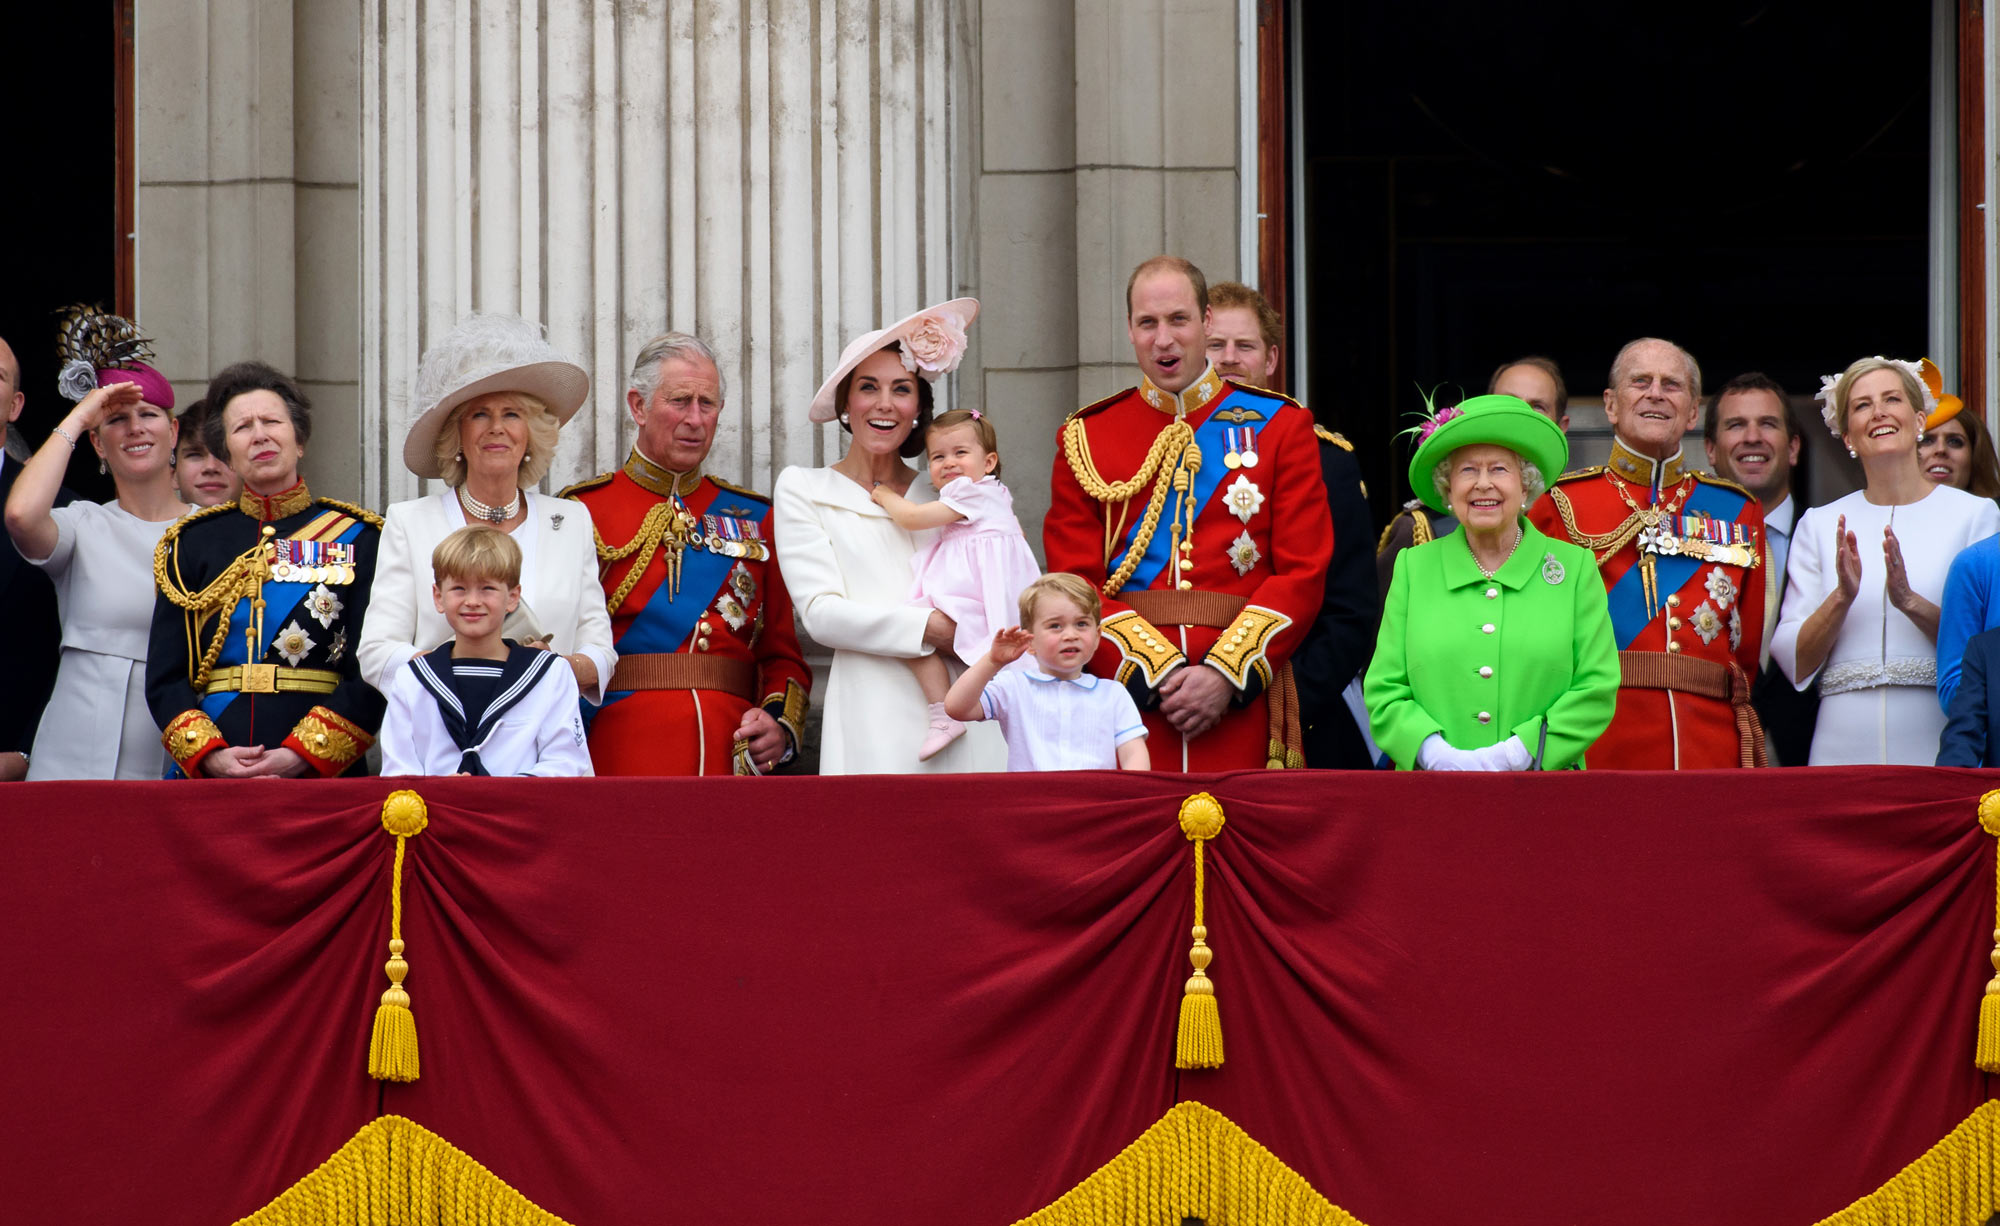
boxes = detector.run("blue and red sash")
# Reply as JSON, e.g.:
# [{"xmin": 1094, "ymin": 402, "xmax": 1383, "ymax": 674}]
[
  {"xmin": 1604, "ymin": 481, "xmax": 1750, "ymax": 649},
  {"xmin": 1106, "ymin": 389, "xmax": 1272, "ymax": 591}
]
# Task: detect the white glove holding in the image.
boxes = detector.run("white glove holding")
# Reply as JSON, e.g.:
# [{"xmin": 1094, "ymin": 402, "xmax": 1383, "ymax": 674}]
[
  {"xmin": 1468, "ymin": 735, "xmax": 1533, "ymax": 772},
  {"xmin": 1417, "ymin": 733, "xmax": 1476, "ymax": 771}
]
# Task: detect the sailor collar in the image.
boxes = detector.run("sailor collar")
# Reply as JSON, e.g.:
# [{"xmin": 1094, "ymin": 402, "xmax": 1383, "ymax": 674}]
[
  {"xmin": 624, "ymin": 445, "xmax": 705, "ymax": 498},
  {"xmin": 1607, "ymin": 436, "xmax": 1688, "ymax": 490},
  {"xmin": 1024, "ymin": 666, "xmax": 1099, "ymax": 689},
  {"xmin": 1138, "ymin": 364, "xmax": 1226, "ymax": 417},
  {"xmin": 237, "ymin": 481, "xmax": 313, "ymax": 521}
]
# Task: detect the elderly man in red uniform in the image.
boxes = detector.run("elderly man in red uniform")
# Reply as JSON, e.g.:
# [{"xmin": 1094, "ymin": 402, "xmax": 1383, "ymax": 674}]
[
  {"xmin": 561, "ymin": 333, "xmax": 809, "ymax": 775},
  {"xmin": 1528, "ymin": 337, "xmax": 1767, "ymax": 768},
  {"xmin": 1044, "ymin": 256, "xmax": 1332, "ymax": 771}
]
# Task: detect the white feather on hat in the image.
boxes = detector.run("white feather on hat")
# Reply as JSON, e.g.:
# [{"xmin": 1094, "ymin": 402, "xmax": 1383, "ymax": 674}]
[{"xmin": 403, "ymin": 314, "xmax": 590, "ymax": 479}]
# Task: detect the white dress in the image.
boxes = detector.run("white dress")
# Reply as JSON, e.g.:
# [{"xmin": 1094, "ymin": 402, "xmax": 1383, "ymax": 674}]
[
  {"xmin": 357, "ymin": 490, "xmax": 617, "ymax": 703},
  {"xmin": 1772, "ymin": 484, "xmax": 2000, "ymax": 764},
  {"xmin": 772, "ymin": 465, "xmax": 1006, "ymax": 775},
  {"xmin": 25, "ymin": 500, "xmax": 185, "ymax": 780}
]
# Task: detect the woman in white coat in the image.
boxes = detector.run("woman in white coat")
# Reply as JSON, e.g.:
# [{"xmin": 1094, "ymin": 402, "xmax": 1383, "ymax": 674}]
[
  {"xmin": 773, "ymin": 301, "xmax": 1006, "ymax": 774},
  {"xmin": 358, "ymin": 314, "xmax": 616, "ymax": 702}
]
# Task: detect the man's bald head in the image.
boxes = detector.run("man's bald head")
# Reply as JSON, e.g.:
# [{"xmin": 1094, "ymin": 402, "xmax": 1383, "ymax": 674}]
[{"xmin": 0, "ymin": 336, "xmax": 22, "ymax": 425}]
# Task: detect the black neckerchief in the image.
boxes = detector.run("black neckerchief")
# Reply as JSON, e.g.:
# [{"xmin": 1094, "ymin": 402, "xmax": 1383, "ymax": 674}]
[{"xmin": 409, "ymin": 641, "xmax": 556, "ymax": 775}]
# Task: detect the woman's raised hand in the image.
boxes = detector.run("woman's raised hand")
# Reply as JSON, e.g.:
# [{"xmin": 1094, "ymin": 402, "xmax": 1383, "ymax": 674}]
[
  {"xmin": 1834, "ymin": 514, "xmax": 1862, "ymax": 604},
  {"xmin": 1882, "ymin": 524, "xmax": 1914, "ymax": 612},
  {"xmin": 68, "ymin": 380, "xmax": 145, "ymax": 433}
]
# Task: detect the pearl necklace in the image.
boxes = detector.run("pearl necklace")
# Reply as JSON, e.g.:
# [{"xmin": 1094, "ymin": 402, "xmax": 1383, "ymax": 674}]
[
  {"xmin": 459, "ymin": 486, "xmax": 522, "ymax": 525},
  {"xmin": 1469, "ymin": 527, "xmax": 1524, "ymax": 579}
]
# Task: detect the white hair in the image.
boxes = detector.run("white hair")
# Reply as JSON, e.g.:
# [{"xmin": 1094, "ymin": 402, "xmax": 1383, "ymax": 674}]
[
  {"xmin": 1432, "ymin": 450, "xmax": 1546, "ymax": 506},
  {"xmin": 630, "ymin": 332, "xmax": 726, "ymax": 403}
]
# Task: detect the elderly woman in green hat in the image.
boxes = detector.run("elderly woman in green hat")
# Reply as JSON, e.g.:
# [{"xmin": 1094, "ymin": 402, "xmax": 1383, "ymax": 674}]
[{"xmin": 1365, "ymin": 393, "xmax": 1618, "ymax": 770}]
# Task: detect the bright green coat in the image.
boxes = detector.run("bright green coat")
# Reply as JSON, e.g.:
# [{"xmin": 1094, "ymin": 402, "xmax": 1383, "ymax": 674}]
[{"xmin": 1365, "ymin": 522, "xmax": 1619, "ymax": 770}]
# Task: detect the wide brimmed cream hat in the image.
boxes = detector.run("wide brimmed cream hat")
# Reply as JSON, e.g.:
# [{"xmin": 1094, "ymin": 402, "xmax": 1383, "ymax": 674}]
[
  {"xmin": 809, "ymin": 298, "xmax": 980, "ymax": 424},
  {"xmin": 403, "ymin": 313, "xmax": 590, "ymax": 479}
]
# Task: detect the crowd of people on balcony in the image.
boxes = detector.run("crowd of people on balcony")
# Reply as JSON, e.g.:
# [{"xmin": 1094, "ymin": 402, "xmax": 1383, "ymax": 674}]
[{"xmin": 6, "ymin": 254, "xmax": 2000, "ymax": 780}]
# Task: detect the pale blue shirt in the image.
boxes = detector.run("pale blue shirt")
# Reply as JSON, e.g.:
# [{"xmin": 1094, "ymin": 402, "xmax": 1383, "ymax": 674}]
[{"xmin": 979, "ymin": 666, "xmax": 1147, "ymax": 771}]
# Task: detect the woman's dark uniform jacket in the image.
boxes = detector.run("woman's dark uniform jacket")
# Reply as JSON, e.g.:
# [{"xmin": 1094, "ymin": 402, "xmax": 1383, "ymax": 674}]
[{"xmin": 147, "ymin": 483, "xmax": 385, "ymax": 777}]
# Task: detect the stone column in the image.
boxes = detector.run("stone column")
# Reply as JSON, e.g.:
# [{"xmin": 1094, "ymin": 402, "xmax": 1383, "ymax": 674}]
[{"xmin": 359, "ymin": 0, "xmax": 969, "ymax": 507}]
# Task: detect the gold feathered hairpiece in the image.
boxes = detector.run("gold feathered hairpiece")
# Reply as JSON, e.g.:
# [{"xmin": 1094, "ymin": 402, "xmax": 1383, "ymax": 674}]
[{"xmin": 52, "ymin": 303, "xmax": 157, "ymax": 403}]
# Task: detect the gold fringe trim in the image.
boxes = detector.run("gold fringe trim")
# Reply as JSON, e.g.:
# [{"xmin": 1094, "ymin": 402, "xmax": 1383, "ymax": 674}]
[
  {"xmin": 1011, "ymin": 1101, "xmax": 1364, "ymax": 1226},
  {"xmin": 231, "ymin": 1115, "xmax": 573, "ymax": 1226},
  {"xmin": 1810, "ymin": 1100, "xmax": 2000, "ymax": 1225}
]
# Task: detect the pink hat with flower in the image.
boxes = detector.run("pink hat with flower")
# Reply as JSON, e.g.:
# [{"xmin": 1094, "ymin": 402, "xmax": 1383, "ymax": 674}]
[{"xmin": 809, "ymin": 298, "xmax": 979, "ymax": 423}]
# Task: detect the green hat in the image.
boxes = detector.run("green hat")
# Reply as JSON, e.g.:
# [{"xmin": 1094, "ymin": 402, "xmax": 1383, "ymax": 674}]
[{"xmin": 1406, "ymin": 393, "xmax": 1569, "ymax": 515}]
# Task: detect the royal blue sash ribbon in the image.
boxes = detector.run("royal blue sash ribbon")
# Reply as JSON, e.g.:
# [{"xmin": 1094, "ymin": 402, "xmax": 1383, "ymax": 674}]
[
  {"xmin": 1107, "ymin": 389, "xmax": 1270, "ymax": 592},
  {"xmin": 1603, "ymin": 481, "xmax": 1749, "ymax": 648}
]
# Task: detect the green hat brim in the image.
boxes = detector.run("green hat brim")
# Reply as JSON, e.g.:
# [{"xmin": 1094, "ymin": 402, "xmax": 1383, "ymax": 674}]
[{"xmin": 1406, "ymin": 394, "xmax": 1569, "ymax": 516}]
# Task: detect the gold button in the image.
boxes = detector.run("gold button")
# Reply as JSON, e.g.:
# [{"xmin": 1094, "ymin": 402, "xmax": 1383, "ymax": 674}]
[
  {"xmin": 1178, "ymin": 580, "xmax": 1193, "ymax": 590},
  {"xmin": 1477, "ymin": 711, "xmax": 1491, "ymax": 724},
  {"xmin": 1667, "ymin": 594, "xmax": 1681, "ymax": 608},
  {"xmin": 1223, "ymin": 643, "xmax": 1239, "ymax": 653},
  {"xmin": 1481, "ymin": 623, "xmax": 1495, "ymax": 635},
  {"xmin": 1667, "ymin": 641, "xmax": 1681, "ymax": 654},
  {"xmin": 697, "ymin": 638, "xmax": 711, "ymax": 652},
  {"xmin": 1478, "ymin": 666, "xmax": 1493, "ymax": 679},
  {"xmin": 1668, "ymin": 617, "xmax": 1682, "ymax": 630},
  {"xmin": 698, "ymin": 620, "xmax": 713, "ymax": 634}
]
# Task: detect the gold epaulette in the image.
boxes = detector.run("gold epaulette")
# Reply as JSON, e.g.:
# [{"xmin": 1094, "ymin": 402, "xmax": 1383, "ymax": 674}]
[
  {"xmin": 1552, "ymin": 465, "xmax": 1608, "ymax": 484},
  {"xmin": 153, "ymin": 502, "xmax": 236, "ymax": 579},
  {"xmin": 1063, "ymin": 389, "xmax": 1129, "ymax": 422},
  {"xmin": 1221, "ymin": 378, "xmax": 1305, "ymax": 410},
  {"xmin": 710, "ymin": 475, "xmax": 772, "ymax": 503},
  {"xmin": 558, "ymin": 471, "xmax": 615, "ymax": 500},
  {"xmin": 316, "ymin": 497, "xmax": 385, "ymax": 528},
  {"xmin": 1311, "ymin": 424, "xmax": 1353, "ymax": 451},
  {"xmin": 1374, "ymin": 506, "xmax": 1434, "ymax": 553},
  {"xmin": 1693, "ymin": 471, "xmax": 1756, "ymax": 501}
]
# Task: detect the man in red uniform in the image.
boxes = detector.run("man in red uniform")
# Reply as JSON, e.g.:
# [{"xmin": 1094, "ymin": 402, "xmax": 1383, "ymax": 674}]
[
  {"xmin": 561, "ymin": 333, "xmax": 809, "ymax": 775},
  {"xmin": 1044, "ymin": 256, "xmax": 1332, "ymax": 771},
  {"xmin": 1527, "ymin": 337, "xmax": 1767, "ymax": 768}
]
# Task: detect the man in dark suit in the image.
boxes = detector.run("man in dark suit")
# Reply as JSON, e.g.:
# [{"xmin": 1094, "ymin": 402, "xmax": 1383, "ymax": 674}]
[
  {"xmin": 1207, "ymin": 282, "xmax": 1379, "ymax": 767},
  {"xmin": 1704, "ymin": 372, "xmax": 1817, "ymax": 765},
  {"xmin": 0, "ymin": 335, "xmax": 71, "ymax": 780},
  {"xmin": 1938, "ymin": 625, "xmax": 2000, "ymax": 766}
]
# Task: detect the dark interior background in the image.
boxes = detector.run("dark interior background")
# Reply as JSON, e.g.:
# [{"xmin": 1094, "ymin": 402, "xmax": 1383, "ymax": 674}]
[
  {"xmin": 2, "ymin": 3, "xmax": 119, "ymax": 501},
  {"xmin": 1298, "ymin": 0, "xmax": 1933, "ymax": 521}
]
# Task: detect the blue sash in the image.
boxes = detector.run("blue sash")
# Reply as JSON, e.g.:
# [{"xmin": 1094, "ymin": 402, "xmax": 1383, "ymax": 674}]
[
  {"xmin": 1603, "ymin": 481, "xmax": 1749, "ymax": 648},
  {"xmin": 1106, "ymin": 389, "xmax": 1270, "ymax": 591},
  {"xmin": 591, "ymin": 538, "xmax": 739, "ymax": 722}
]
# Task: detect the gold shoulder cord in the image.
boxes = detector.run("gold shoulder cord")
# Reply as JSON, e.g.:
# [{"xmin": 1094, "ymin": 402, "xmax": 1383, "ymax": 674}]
[
  {"xmin": 1547, "ymin": 486, "xmax": 1647, "ymax": 563},
  {"xmin": 593, "ymin": 501, "xmax": 698, "ymax": 616},
  {"xmin": 1061, "ymin": 416, "xmax": 1199, "ymax": 596},
  {"xmin": 153, "ymin": 522, "xmax": 273, "ymax": 690}
]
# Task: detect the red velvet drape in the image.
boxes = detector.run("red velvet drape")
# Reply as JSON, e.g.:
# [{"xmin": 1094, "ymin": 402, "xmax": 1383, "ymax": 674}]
[{"xmin": 0, "ymin": 769, "xmax": 1992, "ymax": 1224}]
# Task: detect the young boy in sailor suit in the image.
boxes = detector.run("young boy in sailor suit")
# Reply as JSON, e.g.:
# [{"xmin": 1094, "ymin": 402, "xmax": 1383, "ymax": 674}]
[{"xmin": 379, "ymin": 526, "xmax": 592, "ymax": 777}]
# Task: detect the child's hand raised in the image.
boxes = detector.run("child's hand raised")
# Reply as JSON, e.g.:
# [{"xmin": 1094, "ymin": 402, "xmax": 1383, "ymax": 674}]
[
  {"xmin": 868, "ymin": 482, "xmax": 892, "ymax": 507},
  {"xmin": 989, "ymin": 626, "xmax": 1032, "ymax": 666}
]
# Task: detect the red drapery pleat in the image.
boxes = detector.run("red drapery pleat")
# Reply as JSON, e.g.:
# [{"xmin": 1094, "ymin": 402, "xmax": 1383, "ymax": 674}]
[{"xmin": 0, "ymin": 768, "xmax": 1991, "ymax": 1224}]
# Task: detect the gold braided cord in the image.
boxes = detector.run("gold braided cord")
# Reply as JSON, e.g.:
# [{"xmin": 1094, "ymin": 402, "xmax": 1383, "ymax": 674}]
[
  {"xmin": 595, "ymin": 502, "xmax": 683, "ymax": 617},
  {"xmin": 153, "ymin": 527, "xmax": 267, "ymax": 690},
  {"xmin": 1546, "ymin": 487, "xmax": 1646, "ymax": 564},
  {"xmin": 1011, "ymin": 1101, "xmax": 1364, "ymax": 1226},
  {"xmin": 230, "ymin": 1115, "xmax": 573, "ymax": 1226},
  {"xmin": 1063, "ymin": 418, "xmax": 1200, "ymax": 597}
]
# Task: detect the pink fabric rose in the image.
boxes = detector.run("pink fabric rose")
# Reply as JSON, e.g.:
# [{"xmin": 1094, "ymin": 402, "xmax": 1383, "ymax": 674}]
[{"xmin": 899, "ymin": 312, "xmax": 969, "ymax": 379}]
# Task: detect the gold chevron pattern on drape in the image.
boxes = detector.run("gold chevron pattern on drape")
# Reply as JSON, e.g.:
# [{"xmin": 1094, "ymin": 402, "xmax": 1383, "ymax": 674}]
[
  {"xmin": 231, "ymin": 1115, "xmax": 571, "ymax": 1226},
  {"xmin": 1015, "ymin": 1100, "xmax": 2000, "ymax": 1226}
]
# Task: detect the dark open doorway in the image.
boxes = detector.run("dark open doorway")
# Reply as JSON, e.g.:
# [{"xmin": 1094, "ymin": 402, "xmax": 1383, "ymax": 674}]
[
  {"xmin": 1295, "ymin": 2, "xmax": 1934, "ymax": 522},
  {"xmin": 1, "ymin": 2, "xmax": 124, "ymax": 501}
]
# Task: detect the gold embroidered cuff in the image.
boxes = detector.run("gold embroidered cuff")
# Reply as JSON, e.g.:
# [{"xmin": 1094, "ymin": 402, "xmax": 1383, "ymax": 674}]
[
  {"xmin": 163, "ymin": 710, "xmax": 227, "ymax": 775},
  {"xmin": 763, "ymin": 677, "xmax": 809, "ymax": 751},
  {"xmin": 286, "ymin": 706, "xmax": 374, "ymax": 776},
  {"xmin": 1100, "ymin": 610, "xmax": 1186, "ymax": 689},
  {"xmin": 1204, "ymin": 605, "xmax": 1293, "ymax": 690}
]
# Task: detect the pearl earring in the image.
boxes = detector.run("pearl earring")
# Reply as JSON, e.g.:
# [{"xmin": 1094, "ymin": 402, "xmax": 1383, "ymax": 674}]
[{"xmin": 1847, "ymin": 446, "xmax": 1857, "ymax": 459}]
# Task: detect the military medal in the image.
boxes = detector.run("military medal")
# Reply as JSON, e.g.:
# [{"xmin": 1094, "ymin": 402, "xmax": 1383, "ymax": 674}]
[
  {"xmin": 1238, "ymin": 425, "xmax": 1260, "ymax": 468},
  {"xmin": 1542, "ymin": 552, "xmax": 1565, "ymax": 585},
  {"xmin": 1222, "ymin": 426, "xmax": 1243, "ymax": 470}
]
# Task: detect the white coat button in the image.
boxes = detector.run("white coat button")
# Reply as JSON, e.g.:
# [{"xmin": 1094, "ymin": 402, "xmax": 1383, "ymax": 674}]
[
  {"xmin": 1477, "ymin": 711, "xmax": 1492, "ymax": 724},
  {"xmin": 1485, "ymin": 587, "xmax": 1498, "ymax": 599},
  {"xmin": 1481, "ymin": 623, "xmax": 1495, "ymax": 635},
  {"xmin": 1479, "ymin": 666, "xmax": 1493, "ymax": 678}
]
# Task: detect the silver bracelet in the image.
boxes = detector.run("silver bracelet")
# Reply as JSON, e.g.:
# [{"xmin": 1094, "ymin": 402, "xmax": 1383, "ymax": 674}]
[{"xmin": 49, "ymin": 425, "xmax": 78, "ymax": 450}]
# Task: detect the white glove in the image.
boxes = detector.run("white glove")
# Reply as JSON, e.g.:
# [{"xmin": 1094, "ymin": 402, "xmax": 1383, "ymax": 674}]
[
  {"xmin": 1417, "ymin": 733, "xmax": 1476, "ymax": 771},
  {"xmin": 1468, "ymin": 735, "xmax": 1532, "ymax": 772}
]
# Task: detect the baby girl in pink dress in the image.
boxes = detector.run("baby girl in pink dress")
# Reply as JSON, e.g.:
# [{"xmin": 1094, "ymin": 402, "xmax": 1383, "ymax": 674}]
[{"xmin": 870, "ymin": 408, "xmax": 1042, "ymax": 759}]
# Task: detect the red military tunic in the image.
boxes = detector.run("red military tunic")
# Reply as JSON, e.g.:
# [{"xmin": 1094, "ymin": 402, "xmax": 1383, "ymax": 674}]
[
  {"xmin": 1044, "ymin": 365, "xmax": 1332, "ymax": 771},
  {"xmin": 1527, "ymin": 438, "xmax": 1767, "ymax": 769},
  {"xmin": 562, "ymin": 449, "xmax": 810, "ymax": 776}
]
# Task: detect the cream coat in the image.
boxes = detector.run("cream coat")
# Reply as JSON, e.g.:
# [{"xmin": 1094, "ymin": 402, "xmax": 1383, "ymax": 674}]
[
  {"xmin": 772, "ymin": 465, "xmax": 1005, "ymax": 774},
  {"xmin": 357, "ymin": 491, "xmax": 617, "ymax": 703}
]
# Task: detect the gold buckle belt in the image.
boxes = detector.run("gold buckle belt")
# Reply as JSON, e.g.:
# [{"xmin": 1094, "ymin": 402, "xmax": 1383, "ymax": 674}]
[
  {"xmin": 1121, "ymin": 589, "xmax": 1247, "ymax": 629},
  {"xmin": 606, "ymin": 653, "xmax": 757, "ymax": 702},
  {"xmin": 204, "ymin": 664, "xmax": 342, "ymax": 696}
]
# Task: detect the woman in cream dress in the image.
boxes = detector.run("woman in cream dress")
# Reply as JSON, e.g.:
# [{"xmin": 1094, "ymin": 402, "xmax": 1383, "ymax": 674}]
[
  {"xmin": 1773, "ymin": 356, "xmax": 2000, "ymax": 764},
  {"xmin": 773, "ymin": 301, "xmax": 1005, "ymax": 774},
  {"xmin": 357, "ymin": 314, "xmax": 615, "ymax": 704}
]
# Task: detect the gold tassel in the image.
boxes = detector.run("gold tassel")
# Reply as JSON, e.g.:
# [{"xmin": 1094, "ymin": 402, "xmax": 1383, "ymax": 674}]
[
  {"xmin": 1176, "ymin": 792, "xmax": 1227, "ymax": 1070},
  {"xmin": 369, "ymin": 790, "xmax": 429, "ymax": 1083},
  {"xmin": 1976, "ymin": 792, "xmax": 2000, "ymax": 1072}
]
